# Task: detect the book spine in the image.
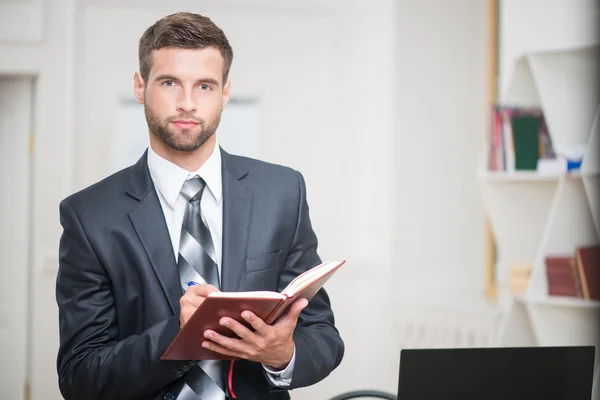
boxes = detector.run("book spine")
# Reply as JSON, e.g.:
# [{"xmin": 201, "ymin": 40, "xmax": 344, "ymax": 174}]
[
  {"xmin": 263, "ymin": 298, "xmax": 288, "ymax": 325},
  {"xmin": 575, "ymin": 250, "xmax": 590, "ymax": 299},
  {"xmin": 570, "ymin": 257, "xmax": 583, "ymax": 298}
]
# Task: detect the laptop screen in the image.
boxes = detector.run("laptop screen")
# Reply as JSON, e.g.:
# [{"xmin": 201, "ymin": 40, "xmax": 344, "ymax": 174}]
[{"xmin": 397, "ymin": 346, "xmax": 595, "ymax": 400}]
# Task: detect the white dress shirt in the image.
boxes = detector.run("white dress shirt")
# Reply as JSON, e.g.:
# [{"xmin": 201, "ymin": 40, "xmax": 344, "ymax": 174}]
[{"xmin": 146, "ymin": 142, "xmax": 295, "ymax": 393}]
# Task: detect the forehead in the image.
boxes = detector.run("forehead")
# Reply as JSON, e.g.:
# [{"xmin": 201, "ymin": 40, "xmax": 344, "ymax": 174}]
[{"xmin": 150, "ymin": 47, "xmax": 225, "ymax": 83}]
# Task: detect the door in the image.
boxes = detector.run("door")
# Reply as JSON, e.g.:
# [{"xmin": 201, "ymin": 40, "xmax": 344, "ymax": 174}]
[{"xmin": 0, "ymin": 75, "xmax": 33, "ymax": 400}]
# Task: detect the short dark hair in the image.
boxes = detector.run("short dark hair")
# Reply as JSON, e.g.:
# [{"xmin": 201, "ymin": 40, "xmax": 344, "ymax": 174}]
[{"xmin": 138, "ymin": 12, "xmax": 234, "ymax": 84}]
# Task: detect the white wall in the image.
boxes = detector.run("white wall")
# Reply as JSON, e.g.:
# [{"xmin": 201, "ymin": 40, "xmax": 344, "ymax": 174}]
[
  {"xmin": 392, "ymin": 0, "xmax": 489, "ymax": 301},
  {"xmin": 0, "ymin": 0, "xmax": 492, "ymax": 398},
  {"xmin": 0, "ymin": 0, "xmax": 75, "ymax": 398},
  {"xmin": 498, "ymin": 0, "xmax": 600, "ymax": 99}
]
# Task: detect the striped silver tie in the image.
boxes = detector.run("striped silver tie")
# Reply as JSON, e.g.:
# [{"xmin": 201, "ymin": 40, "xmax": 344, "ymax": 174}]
[{"xmin": 176, "ymin": 176, "xmax": 225, "ymax": 400}]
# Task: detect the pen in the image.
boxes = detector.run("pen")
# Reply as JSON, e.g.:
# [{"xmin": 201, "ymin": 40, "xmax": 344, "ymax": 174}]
[{"xmin": 186, "ymin": 281, "xmax": 199, "ymax": 287}]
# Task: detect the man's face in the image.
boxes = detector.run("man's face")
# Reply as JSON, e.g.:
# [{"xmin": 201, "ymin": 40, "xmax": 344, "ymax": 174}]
[{"xmin": 135, "ymin": 47, "xmax": 230, "ymax": 152}]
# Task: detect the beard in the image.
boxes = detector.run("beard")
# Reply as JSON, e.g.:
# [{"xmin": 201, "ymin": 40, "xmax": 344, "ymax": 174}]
[{"xmin": 144, "ymin": 103, "xmax": 221, "ymax": 152}]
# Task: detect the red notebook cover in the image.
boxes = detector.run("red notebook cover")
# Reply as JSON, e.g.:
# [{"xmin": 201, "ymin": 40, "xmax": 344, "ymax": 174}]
[
  {"xmin": 162, "ymin": 296, "xmax": 284, "ymax": 360},
  {"xmin": 160, "ymin": 260, "xmax": 345, "ymax": 360}
]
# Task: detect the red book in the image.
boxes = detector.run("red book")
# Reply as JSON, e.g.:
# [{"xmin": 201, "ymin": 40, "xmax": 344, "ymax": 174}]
[
  {"xmin": 545, "ymin": 256, "xmax": 581, "ymax": 297},
  {"xmin": 161, "ymin": 260, "xmax": 345, "ymax": 360},
  {"xmin": 548, "ymin": 285, "xmax": 579, "ymax": 297},
  {"xmin": 545, "ymin": 256, "xmax": 571, "ymax": 274}
]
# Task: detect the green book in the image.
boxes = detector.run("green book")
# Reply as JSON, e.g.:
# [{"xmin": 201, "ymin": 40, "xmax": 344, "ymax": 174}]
[{"xmin": 511, "ymin": 116, "xmax": 540, "ymax": 171}]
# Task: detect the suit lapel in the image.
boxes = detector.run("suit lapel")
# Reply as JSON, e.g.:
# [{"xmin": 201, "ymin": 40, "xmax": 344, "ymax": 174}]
[
  {"xmin": 125, "ymin": 150, "xmax": 181, "ymax": 314},
  {"xmin": 220, "ymin": 148, "xmax": 253, "ymax": 293}
]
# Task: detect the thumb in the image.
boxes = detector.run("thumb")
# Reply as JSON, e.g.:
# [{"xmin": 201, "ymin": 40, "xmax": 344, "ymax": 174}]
[{"xmin": 282, "ymin": 298, "xmax": 309, "ymax": 324}]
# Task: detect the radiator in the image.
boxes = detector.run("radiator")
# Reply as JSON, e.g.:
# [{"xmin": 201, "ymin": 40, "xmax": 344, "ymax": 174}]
[{"xmin": 394, "ymin": 307, "xmax": 501, "ymax": 349}]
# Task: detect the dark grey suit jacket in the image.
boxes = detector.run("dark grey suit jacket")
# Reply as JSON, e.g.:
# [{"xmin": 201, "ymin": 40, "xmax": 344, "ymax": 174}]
[{"xmin": 55, "ymin": 148, "xmax": 344, "ymax": 400}]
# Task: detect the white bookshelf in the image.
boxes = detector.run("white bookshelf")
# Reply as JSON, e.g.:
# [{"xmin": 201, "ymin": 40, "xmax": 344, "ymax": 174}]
[{"xmin": 478, "ymin": 45, "xmax": 600, "ymax": 354}]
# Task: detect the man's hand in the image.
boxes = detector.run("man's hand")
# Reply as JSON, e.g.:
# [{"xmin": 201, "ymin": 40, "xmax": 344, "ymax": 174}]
[
  {"xmin": 202, "ymin": 298, "xmax": 309, "ymax": 370},
  {"xmin": 179, "ymin": 284, "xmax": 220, "ymax": 328}
]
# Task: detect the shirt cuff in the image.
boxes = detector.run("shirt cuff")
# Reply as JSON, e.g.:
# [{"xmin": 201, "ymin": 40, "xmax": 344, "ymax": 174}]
[{"xmin": 262, "ymin": 345, "xmax": 296, "ymax": 387}]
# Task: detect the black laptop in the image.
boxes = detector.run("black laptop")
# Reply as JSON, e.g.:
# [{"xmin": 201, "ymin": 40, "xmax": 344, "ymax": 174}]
[{"xmin": 397, "ymin": 346, "xmax": 596, "ymax": 400}]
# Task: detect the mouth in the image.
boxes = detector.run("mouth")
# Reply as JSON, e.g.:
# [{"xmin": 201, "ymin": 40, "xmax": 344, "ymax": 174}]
[{"xmin": 171, "ymin": 120, "xmax": 200, "ymax": 129}]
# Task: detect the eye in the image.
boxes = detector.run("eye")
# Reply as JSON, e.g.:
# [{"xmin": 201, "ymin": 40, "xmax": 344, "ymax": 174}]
[
  {"xmin": 199, "ymin": 84, "xmax": 211, "ymax": 91},
  {"xmin": 163, "ymin": 80, "xmax": 176, "ymax": 87}
]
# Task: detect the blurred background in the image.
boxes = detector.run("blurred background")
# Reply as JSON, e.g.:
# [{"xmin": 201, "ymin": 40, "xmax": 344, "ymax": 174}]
[{"xmin": 0, "ymin": 0, "xmax": 599, "ymax": 399}]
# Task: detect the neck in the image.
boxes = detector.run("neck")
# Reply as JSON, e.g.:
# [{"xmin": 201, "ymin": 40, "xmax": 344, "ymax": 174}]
[{"xmin": 149, "ymin": 134, "xmax": 217, "ymax": 172}]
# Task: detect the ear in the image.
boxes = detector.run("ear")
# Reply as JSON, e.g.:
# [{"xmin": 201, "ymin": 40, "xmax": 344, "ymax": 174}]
[
  {"xmin": 222, "ymin": 79, "xmax": 231, "ymax": 110},
  {"xmin": 133, "ymin": 72, "xmax": 145, "ymax": 104}
]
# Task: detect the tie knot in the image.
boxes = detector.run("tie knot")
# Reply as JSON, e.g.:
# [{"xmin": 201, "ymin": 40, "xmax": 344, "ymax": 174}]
[{"xmin": 180, "ymin": 176, "xmax": 206, "ymax": 202}]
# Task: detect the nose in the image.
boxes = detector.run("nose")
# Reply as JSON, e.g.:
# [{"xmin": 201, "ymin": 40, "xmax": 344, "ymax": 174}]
[{"xmin": 176, "ymin": 87, "xmax": 196, "ymax": 114}]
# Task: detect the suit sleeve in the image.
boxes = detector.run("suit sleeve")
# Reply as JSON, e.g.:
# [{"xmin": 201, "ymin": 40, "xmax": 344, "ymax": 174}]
[
  {"xmin": 273, "ymin": 171, "xmax": 345, "ymax": 390},
  {"xmin": 55, "ymin": 199, "xmax": 187, "ymax": 400}
]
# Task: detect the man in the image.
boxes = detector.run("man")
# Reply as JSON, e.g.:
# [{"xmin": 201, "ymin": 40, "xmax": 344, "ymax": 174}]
[{"xmin": 55, "ymin": 12, "xmax": 344, "ymax": 400}]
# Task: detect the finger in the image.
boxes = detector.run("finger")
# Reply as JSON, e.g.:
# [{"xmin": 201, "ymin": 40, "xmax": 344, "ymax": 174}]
[
  {"xmin": 180, "ymin": 293, "xmax": 203, "ymax": 308},
  {"xmin": 204, "ymin": 329, "xmax": 253, "ymax": 355},
  {"xmin": 241, "ymin": 311, "xmax": 270, "ymax": 336},
  {"xmin": 276, "ymin": 298, "xmax": 308, "ymax": 327},
  {"xmin": 187, "ymin": 283, "xmax": 220, "ymax": 297},
  {"xmin": 180, "ymin": 284, "xmax": 220, "ymax": 309},
  {"xmin": 220, "ymin": 317, "xmax": 256, "ymax": 342},
  {"xmin": 201, "ymin": 340, "xmax": 242, "ymax": 359}
]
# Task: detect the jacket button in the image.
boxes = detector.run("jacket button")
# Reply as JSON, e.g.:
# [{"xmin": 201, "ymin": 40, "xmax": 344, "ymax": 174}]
[
  {"xmin": 189, "ymin": 360, "xmax": 197, "ymax": 366},
  {"xmin": 164, "ymin": 393, "xmax": 175, "ymax": 400},
  {"xmin": 176, "ymin": 370, "xmax": 184, "ymax": 378},
  {"xmin": 183, "ymin": 365, "xmax": 190, "ymax": 371}
]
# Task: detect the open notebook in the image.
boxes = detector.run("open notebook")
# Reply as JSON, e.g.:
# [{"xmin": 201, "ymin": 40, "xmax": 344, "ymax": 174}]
[{"xmin": 161, "ymin": 259, "xmax": 345, "ymax": 360}]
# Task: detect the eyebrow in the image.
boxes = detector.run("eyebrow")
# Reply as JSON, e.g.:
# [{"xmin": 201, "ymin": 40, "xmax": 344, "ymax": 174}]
[{"xmin": 154, "ymin": 74, "xmax": 220, "ymax": 87}]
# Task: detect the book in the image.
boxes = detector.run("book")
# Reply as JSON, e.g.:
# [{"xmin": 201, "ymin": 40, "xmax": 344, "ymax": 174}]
[
  {"xmin": 512, "ymin": 115, "xmax": 541, "ymax": 171},
  {"xmin": 487, "ymin": 106, "xmax": 558, "ymax": 173},
  {"xmin": 545, "ymin": 255, "xmax": 581, "ymax": 298},
  {"xmin": 160, "ymin": 259, "xmax": 345, "ymax": 361},
  {"xmin": 575, "ymin": 245, "xmax": 600, "ymax": 300},
  {"xmin": 509, "ymin": 263, "xmax": 532, "ymax": 295}
]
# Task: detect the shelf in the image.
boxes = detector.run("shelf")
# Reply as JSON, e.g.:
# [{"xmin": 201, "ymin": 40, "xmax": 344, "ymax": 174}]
[
  {"xmin": 480, "ymin": 179, "xmax": 557, "ymax": 288},
  {"xmin": 496, "ymin": 293, "xmax": 600, "ymax": 347},
  {"xmin": 527, "ymin": 300, "xmax": 600, "ymax": 348},
  {"xmin": 479, "ymin": 170, "xmax": 583, "ymax": 182},
  {"xmin": 538, "ymin": 178, "xmax": 598, "ymax": 255},
  {"xmin": 507, "ymin": 292, "xmax": 600, "ymax": 309},
  {"xmin": 494, "ymin": 296, "xmax": 537, "ymax": 347},
  {"xmin": 527, "ymin": 46, "xmax": 600, "ymax": 148},
  {"xmin": 582, "ymin": 175, "xmax": 600, "ymax": 236},
  {"xmin": 524, "ymin": 295, "xmax": 600, "ymax": 309},
  {"xmin": 581, "ymin": 107, "xmax": 600, "ymax": 175},
  {"xmin": 486, "ymin": 44, "xmax": 600, "ymax": 351},
  {"xmin": 504, "ymin": 45, "xmax": 600, "ymax": 148}
]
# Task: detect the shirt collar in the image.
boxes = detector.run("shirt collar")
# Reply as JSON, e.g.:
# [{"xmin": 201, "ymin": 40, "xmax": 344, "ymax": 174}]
[{"xmin": 147, "ymin": 140, "xmax": 223, "ymax": 209}]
